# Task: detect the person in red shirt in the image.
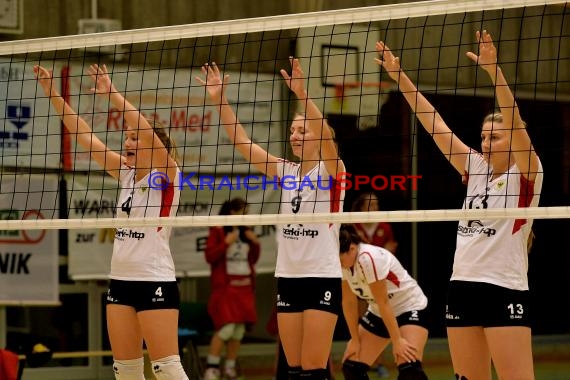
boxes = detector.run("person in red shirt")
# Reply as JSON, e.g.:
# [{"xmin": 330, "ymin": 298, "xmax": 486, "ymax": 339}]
[
  {"xmin": 352, "ymin": 192, "xmax": 398, "ymax": 254},
  {"xmin": 204, "ymin": 198, "xmax": 261, "ymax": 380}
]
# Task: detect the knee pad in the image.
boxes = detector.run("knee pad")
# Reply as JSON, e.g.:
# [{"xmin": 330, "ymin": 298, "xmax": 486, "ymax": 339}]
[
  {"xmin": 217, "ymin": 323, "xmax": 236, "ymax": 341},
  {"xmin": 112, "ymin": 357, "xmax": 145, "ymax": 380},
  {"xmin": 206, "ymin": 354, "xmax": 221, "ymax": 367},
  {"xmin": 288, "ymin": 366, "xmax": 302, "ymax": 380},
  {"xmin": 300, "ymin": 368, "xmax": 329, "ymax": 380},
  {"xmin": 397, "ymin": 361, "xmax": 428, "ymax": 380},
  {"xmin": 231, "ymin": 323, "xmax": 246, "ymax": 340},
  {"xmin": 151, "ymin": 355, "xmax": 189, "ymax": 380},
  {"xmin": 342, "ymin": 359, "xmax": 370, "ymax": 380}
]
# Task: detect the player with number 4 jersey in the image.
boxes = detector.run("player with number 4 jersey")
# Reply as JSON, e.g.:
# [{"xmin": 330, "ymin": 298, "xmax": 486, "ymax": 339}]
[{"xmin": 35, "ymin": 63, "xmax": 188, "ymax": 380}]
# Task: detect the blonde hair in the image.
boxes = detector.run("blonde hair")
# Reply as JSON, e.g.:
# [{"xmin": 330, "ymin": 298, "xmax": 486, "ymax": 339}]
[
  {"xmin": 483, "ymin": 112, "xmax": 503, "ymax": 124},
  {"xmin": 147, "ymin": 118, "xmax": 179, "ymax": 164},
  {"xmin": 483, "ymin": 111, "xmax": 527, "ymax": 132}
]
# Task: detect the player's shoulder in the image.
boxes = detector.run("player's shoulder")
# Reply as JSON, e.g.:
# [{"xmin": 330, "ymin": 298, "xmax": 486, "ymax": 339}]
[
  {"xmin": 276, "ymin": 158, "xmax": 297, "ymax": 174},
  {"xmin": 357, "ymin": 244, "xmax": 386, "ymax": 263}
]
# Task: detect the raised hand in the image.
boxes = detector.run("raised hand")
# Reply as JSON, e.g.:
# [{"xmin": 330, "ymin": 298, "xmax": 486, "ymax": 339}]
[
  {"xmin": 375, "ymin": 41, "xmax": 402, "ymax": 82},
  {"xmin": 224, "ymin": 228, "xmax": 239, "ymax": 245},
  {"xmin": 466, "ymin": 30, "xmax": 498, "ymax": 73},
  {"xmin": 87, "ymin": 64, "xmax": 116, "ymax": 95},
  {"xmin": 195, "ymin": 62, "xmax": 229, "ymax": 105},
  {"xmin": 33, "ymin": 65, "xmax": 58, "ymax": 97},
  {"xmin": 280, "ymin": 57, "xmax": 307, "ymax": 98}
]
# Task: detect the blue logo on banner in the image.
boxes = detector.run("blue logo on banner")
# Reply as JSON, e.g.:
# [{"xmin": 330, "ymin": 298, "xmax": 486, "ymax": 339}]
[{"xmin": 1, "ymin": 103, "xmax": 30, "ymax": 148}]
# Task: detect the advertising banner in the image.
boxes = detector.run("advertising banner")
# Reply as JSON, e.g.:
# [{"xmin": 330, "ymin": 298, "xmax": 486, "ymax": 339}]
[{"xmin": 0, "ymin": 174, "xmax": 59, "ymax": 305}]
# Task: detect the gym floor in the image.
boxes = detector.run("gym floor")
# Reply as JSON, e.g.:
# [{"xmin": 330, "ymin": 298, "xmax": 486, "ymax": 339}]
[{"xmin": 190, "ymin": 336, "xmax": 570, "ymax": 380}]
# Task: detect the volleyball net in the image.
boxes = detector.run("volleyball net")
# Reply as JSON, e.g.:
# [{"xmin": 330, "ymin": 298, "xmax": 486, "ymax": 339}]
[{"xmin": 0, "ymin": 0, "xmax": 568, "ymax": 233}]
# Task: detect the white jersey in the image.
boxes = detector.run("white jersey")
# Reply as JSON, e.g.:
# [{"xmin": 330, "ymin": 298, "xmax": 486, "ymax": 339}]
[
  {"xmin": 275, "ymin": 160, "xmax": 344, "ymax": 278},
  {"xmin": 452, "ymin": 151, "xmax": 543, "ymax": 290},
  {"xmin": 110, "ymin": 166, "xmax": 180, "ymax": 281},
  {"xmin": 343, "ymin": 243, "xmax": 427, "ymax": 317},
  {"xmin": 226, "ymin": 237, "xmax": 252, "ymax": 276}
]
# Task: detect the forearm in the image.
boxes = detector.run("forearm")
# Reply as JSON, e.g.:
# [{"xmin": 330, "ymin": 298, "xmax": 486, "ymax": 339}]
[
  {"xmin": 50, "ymin": 93, "xmax": 96, "ymax": 143},
  {"xmin": 298, "ymin": 92, "xmax": 320, "ymax": 121},
  {"xmin": 107, "ymin": 90, "xmax": 152, "ymax": 132},
  {"xmin": 218, "ymin": 99, "xmax": 258, "ymax": 161},
  {"xmin": 297, "ymin": 93, "xmax": 332, "ymax": 138},
  {"xmin": 51, "ymin": 95, "xmax": 116, "ymax": 167},
  {"xmin": 371, "ymin": 280, "xmax": 402, "ymax": 343},
  {"xmin": 377, "ymin": 302, "xmax": 402, "ymax": 342},
  {"xmin": 487, "ymin": 66, "xmax": 523, "ymax": 128},
  {"xmin": 342, "ymin": 298, "xmax": 361, "ymax": 341},
  {"xmin": 487, "ymin": 65, "xmax": 538, "ymax": 178},
  {"xmin": 217, "ymin": 99, "xmax": 249, "ymax": 137},
  {"xmin": 395, "ymin": 70, "xmax": 468, "ymax": 170},
  {"xmin": 396, "ymin": 72, "xmax": 444, "ymax": 135}
]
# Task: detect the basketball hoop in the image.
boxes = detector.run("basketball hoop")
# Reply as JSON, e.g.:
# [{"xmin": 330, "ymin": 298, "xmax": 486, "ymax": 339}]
[
  {"xmin": 332, "ymin": 81, "xmax": 392, "ymax": 112},
  {"xmin": 333, "ymin": 81, "xmax": 392, "ymax": 102},
  {"xmin": 331, "ymin": 81, "xmax": 393, "ymax": 130}
]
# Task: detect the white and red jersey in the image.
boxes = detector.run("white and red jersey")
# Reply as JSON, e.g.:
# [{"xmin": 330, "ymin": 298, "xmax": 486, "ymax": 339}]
[
  {"xmin": 275, "ymin": 160, "xmax": 344, "ymax": 278},
  {"xmin": 343, "ymin": 243, "xmax": 427, "ymax": 317},
  {"xmin": 110, "ymin": 166, "xmax": 180, "ymax": 282},
  {"xmin": 452, "ymin": 151, "xmax": 543, "ymax": 290},
  {"xmin": 354, "ymin": 222, "xmax": 395, "ymax": 248}
]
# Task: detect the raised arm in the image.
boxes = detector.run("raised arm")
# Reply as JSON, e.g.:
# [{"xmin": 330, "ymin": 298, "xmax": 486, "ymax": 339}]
[
  {"xmin": 280, "ymin": 58, "xmax": 345, "ymax": 177},
  {"xmin": 34, "ymin": 65, "xmax": 123, "ymax": 178},
  {"xmin": 375, "ymin": 42, "xmax": 470, "ymax": 175},
  {"xmin": 195, "ymin": 63, "xmax": 279, "ymax": 177},
  {"xmin": 88, "ymin": 64, "xmax": 178, "ymax": 181},
  {"xmin": 466, "ymin": 30, "xmax": 540, "ymax": 181}
]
